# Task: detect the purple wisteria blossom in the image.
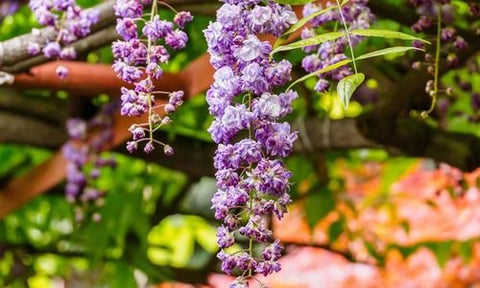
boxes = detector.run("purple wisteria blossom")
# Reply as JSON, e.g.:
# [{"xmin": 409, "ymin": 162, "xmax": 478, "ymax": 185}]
[
  {"xmin": 62, "ymin": 103, "xmax": 117, "ymax": 222},
  {"xmin": 410, "ymin": 0, "xmax": 467, "ymax": 68},
  {"xmin": 29, "ymin": 0, "xmax": 98, "ymax": 77},
  {"xmin": 204, "ymin": 0, "xmax": 298, "ymax": 285},
  {"xmin": 301, "ymin": 0, "xmax": 375, "ymax": 93},
  {"xmin": 0, "ymin": 0, "xmax": 24, "ymax": 22},
  {"xmin": 409, "ymin": 0, "xmax": 468, "ymax": 117},
  {"xmin": 113, "ymin": 0, "xmax": 192, "ymax": 153}
]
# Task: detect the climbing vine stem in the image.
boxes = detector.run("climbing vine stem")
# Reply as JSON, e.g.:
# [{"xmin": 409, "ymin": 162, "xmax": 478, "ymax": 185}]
[
  {"xmin": 423, "ymin": 5, "xmax": 442, "ymax": 118},
  {"xmin": 336, "ymin": 0, "xmax": 358, "ymax": 74},
  {"xmin": 146, "ymin": 0, "xmax": 158, "ymax": 143}
]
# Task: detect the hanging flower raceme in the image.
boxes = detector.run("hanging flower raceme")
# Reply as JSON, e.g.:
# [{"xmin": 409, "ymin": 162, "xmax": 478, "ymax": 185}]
[
  {"xmin": 0, "ymin": 0, "xmax": 24, "ymax": 21},
  {"xmin": 112, "ymin": 0, "xmax": 192, "ymax": 154},
  {"xmin": 29, "ymin": 0, "xmax": 99, "ymax": 78},
  {"xmin": 408, "ymin": 0, "xmax": 469, "ymax": 116},
  {"xmin": 62, "ymin": 103, "xmax": 117, "ymax": 223},
  {"xmin": 301, "ymin": 0, "xmax": 375, "ymax": 93},
  {"xmin": 410, "ymin": 0, "xmax": 467, "ymax": 66},
  {"xmin": 204, "ymin": 0, "xmax": 298, "ymax": 285},
  {"xmin": 409, "ymin": 0, "xmax": 468, "ymax": 70}
]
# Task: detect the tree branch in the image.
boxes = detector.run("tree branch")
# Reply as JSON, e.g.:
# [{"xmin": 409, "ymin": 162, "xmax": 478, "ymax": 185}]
[
  {"xmin": 0, "ymin": 112, "xmax": 66, "ymax": 148},
  {"xmin": 0, "ymin": 0, "xmax": 220, "ymax": 72},
  {"xmin": 2, "ymin": 26, "xmax": 119, "ymax": 74},
  {"xmin": 0, "ymin": 87, "xmax": 66, "ymax": 124},
  {"xmin": 0, "ymin": 0, "xmax": 116, "ymax": 68},
  {"xmin": 296, "ymin": 118, "xmax": 380, "ymax": 151},
  {"xmin": 357, "ymin": 115, "xmax": 480, "ymax": 172},
  {"xmin": 11, "ymin": 60, "xmax": 188, "ymax": 95}
]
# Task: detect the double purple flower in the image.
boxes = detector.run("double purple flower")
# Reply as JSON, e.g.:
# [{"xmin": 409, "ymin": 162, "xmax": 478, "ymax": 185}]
[{"xmin": 204, "ymin": 0, "xmax": 298, "ymax": 285}]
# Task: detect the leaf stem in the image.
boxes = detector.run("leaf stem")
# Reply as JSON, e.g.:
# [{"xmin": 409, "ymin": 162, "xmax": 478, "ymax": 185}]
[
  {"xmin": 335, "ymin": 0, "xmax": 357, "ymax": 74},
  {"xmin": 247, "ymin": 92, "xmax": 253, "ymax": 278},
  {"xmin": 147, "ymin": 0, "xmax": 158, "ymax": 142},
  {"xmin": 423, "ymin": 5, "xmax": 442, "ymax": 117}
]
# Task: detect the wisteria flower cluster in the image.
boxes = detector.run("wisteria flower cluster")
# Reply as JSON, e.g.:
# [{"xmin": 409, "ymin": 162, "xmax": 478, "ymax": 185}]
[
  {"xmin": 456, "ymin": 73, "xmax": 480, "ymax": 123},
  {"xmin": 29, "ymin": 0, "xmax": 99, "ymax": 79},
  {"xmin": 62, "ymin": 103, "xmax": 117, "ymax": 223},
  {"xmin": 410, "ymin": 0, "xmax": 467, "ymax": 67},
  {"xmin": 204, "ymin": 0, "xmax": 298, "ymax": 286},
  {"xmin": 0, "ymin": 0, "xmax": 24, "ymax": 21},
  {"xmin": 112, "ymin": 0, "xmax": 192, "ymax": 154},
  {"xmin": 409, "ymin": 0, "xmax": 470, "ymax": 116},
  {"xmin": 470, "ymin": 2, "xmax": 480, "ymax": 17},
  {"xmin": 301, "ymin": 0, "xmax": 375, "ymax": 93},
  {"xmin": 436, "ymin": 63, "xmax": 480, "ymax": 124}
]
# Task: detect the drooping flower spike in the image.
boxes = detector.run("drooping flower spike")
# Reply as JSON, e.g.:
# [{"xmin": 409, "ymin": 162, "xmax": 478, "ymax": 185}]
[
  {"xmin": 62, "ymin": 103, "xmax": 117, "ymax": 223},
  {"xmin": 204, "ymin": 0, "xmax": 298, "ymax": 285},
  {"xmin": 409, "ymin": 0, "xmax": 468, "ymax": 116},
  {"xmin": 113, "ymin": 0, "xmax": 192, "ymax": 153},
  {"xmin": 29, "ymin": 0, "xmax": 99, "ymax": 78}
]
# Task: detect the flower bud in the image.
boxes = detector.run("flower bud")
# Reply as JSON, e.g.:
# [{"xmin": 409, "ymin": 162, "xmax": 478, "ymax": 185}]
[{"xmin": 163, "ymin": 145, "xmax": 174, "ymax": 156}]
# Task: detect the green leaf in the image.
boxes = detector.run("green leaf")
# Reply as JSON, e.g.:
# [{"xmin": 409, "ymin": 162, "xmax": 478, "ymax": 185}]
[
  {"xmin": 379, "ymin": 158, "xmax": 416, "ymax": 194},
  {"xmin": 400, "ymin": 220, "xmax": 410, "ymax": 234},
  {"xmin": 350, "ymin": 28, "xmax": 431, "ymax": 44},
  {"xmin": 365, "ymin": 241, "xmax": 385, "ymax": 265},
  {"xmin": 459, "ymin": 241, "xmax": 473, "ymax": 264},
  {"xmin": 288, "ymin": 59, "xmax": 352, "ymax": 90},
  {"xmin": 286, "ymin": 155, "xmax": 316, "ymax": 199},
  {"xmin": 274, "ymin": 1, "xmax": 350, "ymax": 48},
  {"xmin": 108, "ymin": 261, "xmax": 137, "ymax": 288},
  {"xmin": 426, "ymin": 242, "xmax": 452, "ymax": 268},
  {"xmin": 357, "ymin": 46, "xmax": 424, "ymax": 60},
  {"xmin": 272, "ymin": 31, "xmax": 345, "ymax": 55},
  {"xmin": 287, "ymin": 46, "xmax": 422, "ymax": 90},
  {"xmin": 305, "ymin": 186, "xmax": 335, "ymax": 229},
  {"xmin": 274, "ymin": 0, "xmax": 314, "ymax": 5},
  {"xmin": 328, "ymin": 216, "xmax": 344, "ymax": 242},
  {"xmin": 129, "ymin": 252, "xmax": 171, "ymax": 283},
  {"xmin": 396, "ymin": 245, "xmax": 419, "ymax": 259},
  {"xmin": 362, "ymin": 158, "xmax": 417, "ymax": 207},
  {"xmin": 337, "ymin": 73, "xmax": 365, "ymax": 109},
  {"xmin": 287, "ymin": 156, "xmax": 315, "ymax": 183}
]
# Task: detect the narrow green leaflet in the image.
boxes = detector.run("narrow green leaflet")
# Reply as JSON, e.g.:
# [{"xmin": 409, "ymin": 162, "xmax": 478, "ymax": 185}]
[
  {"xmin": 337, "ymin": 73, "xmax": 365, "ymax": 109},
  {"xmin": 288, "ymin": 46, "xmax": 422, "ymax": 89},
  {"xmin": 350, "ymin": 29, "xmax": 431, "ymax": 44},
  {"xmin": 272, "ymin": 31, "xmax": 345, "ymax": 55},
  {"xmin": 357, "ymin": 46, "xmax": 424, "ymax": 60},
  {"xmin": 427, "ymin": 242, "xmax": 453, "ymax": 268},
  {"xmin": 328, "ymin": 216, "xmax": 345, "ymax": 242},
  {"xmin": 274, "ymin": 0, "xmax": 314, "ymax": 4},
  {"xmin": 459, "ymin": 241, "xmax": 474, "ymax": 264},
  {"xmin": 361, "ymin": 158, "xmax": 417, "ymax": 207},
  {"xmin": 288, "ymin": 59, "xmax": 352, "ymax": 90},
  {"xmin": 305, "ymin": 186, "xmax": 335, "ymax": 229},
  {"xmin": 274, "ymin": 0, "xmax": 350, "ymax": 48}
]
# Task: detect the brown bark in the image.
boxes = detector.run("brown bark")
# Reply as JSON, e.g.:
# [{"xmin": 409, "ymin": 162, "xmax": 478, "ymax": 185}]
[
  {"xmin": 3, "ymin": 26, "xmax": 119, "ymax": 74},
  {"xmin": 0, "ymin": 0, "xmax": 220, "ymax": 72},
  {"xmin": 0, "ymin": 152, "xmax": 67, "ymax": 218},
  {"xmin": 0, "ymin": 0, "xmax": 115, "ymax": 68},
  {"xmin": 13, "ymin": 60, "xmax": 188, "ymax": 96}
]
